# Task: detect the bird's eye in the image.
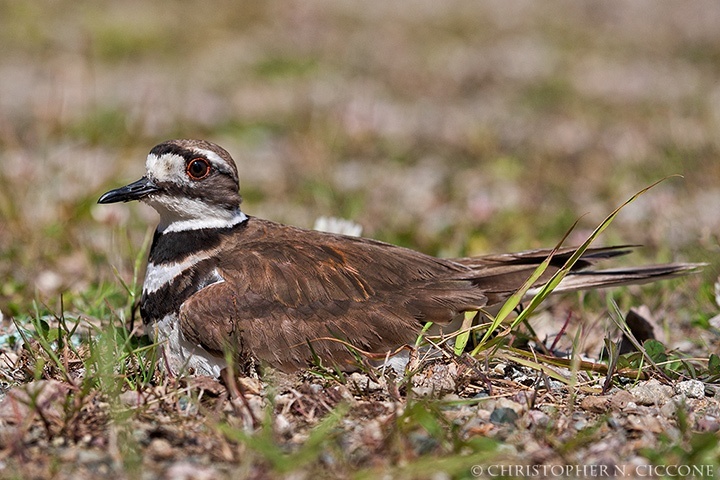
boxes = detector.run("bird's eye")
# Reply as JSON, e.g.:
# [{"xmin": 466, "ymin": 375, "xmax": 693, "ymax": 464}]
[{"xmin": 186, "ymin": 158, "xmax": 211, "ymax": 180}]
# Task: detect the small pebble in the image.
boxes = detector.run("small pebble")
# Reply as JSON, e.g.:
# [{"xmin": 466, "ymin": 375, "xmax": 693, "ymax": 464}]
[
  {"xmin": 490, "ymin": 407, "xmax": 519, "ymax": 425},
  {"xmin": 526, "ymin": 410, "xmax": 549, "ymax": 427},
  {"xmin": 675, "ymin": 380, "xmax": 705, "ymax": 399},
  {"xmin": 148, "ymin": 438, "xmax": 174, "ymax": 460},
  {"xmin": 629, "ymin": 379, "xmax": 673, "ymax": 406},
  {"xmin": 491, "ymin": 363, "xmax": 507, "ymax": 376},
  {"xmin": 77, "ymin": 450, "xmax": 107, "ymax": 464},
  {"xmin": 165, "ymin": 462, "xmax": 218, "ymax": 480},
  {"xmin": 660, "ymin": 401, "xmax": 676, "ymax": 418},
  {"xmin": 275, "ymin": 413, "xmax": 291, "ymax": 435},
  {"xmin": 348, "ymin": 372, "xmax": 385, "ymax": 392}
]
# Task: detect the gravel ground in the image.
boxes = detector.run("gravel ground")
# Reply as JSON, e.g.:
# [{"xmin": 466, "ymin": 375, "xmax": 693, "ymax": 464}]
[{"xmin": 0, "ymin": 1, "xmax": 719, "ymax": 478}]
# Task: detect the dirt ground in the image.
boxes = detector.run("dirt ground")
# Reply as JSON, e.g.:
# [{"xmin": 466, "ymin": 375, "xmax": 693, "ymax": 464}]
[{"xmin": 0, "ymin": 1, "xmax": 719, "ymax": 478}]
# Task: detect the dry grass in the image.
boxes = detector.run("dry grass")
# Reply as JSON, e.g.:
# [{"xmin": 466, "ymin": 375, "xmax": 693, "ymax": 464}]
[{"xmin": 1, "ymin": 1, "xmax": 719, "ymax": 478}]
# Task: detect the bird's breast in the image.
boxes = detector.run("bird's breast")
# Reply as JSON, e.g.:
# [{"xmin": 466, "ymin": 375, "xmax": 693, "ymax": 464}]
[
  {"xmin": 140, "ymin": 252, "xmax": 225, "ymax": 326},
  {"xmin": 153, "ymin": 313, "xmax": 227, "ymax": 378}
]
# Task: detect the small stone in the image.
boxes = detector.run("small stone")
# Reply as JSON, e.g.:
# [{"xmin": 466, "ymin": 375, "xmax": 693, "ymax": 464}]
[
  {"xmin": 436, "ymin": 394, "xmax": 460, "ymax": 407},
  {"xmin": 77, "ymin": 450, "xmax": 107, "ymax": 464},
  {"xmin": 512, "ymin": 390, "xmax": 534, "ymax": 406},
  {"xmin": 119, "ymin": 390, "xmax": 145, "ymax": 408},
  {"xmin": 58, "ymin": 448, "xmax": 78, "ymax": 462},
  {"xmin": 675, "ymin": 380, "xmax": 705, "ymax": 399},
  {"xmin": 606, "ymin": 415, "xmax": 621, "ymax": 429},
  {"xmin": 490, "ymin": 407, "xmax": 519, "ymax": 425},
  {"xmin": 526, "ymin": 410, "xmax": 550, "ymax": 427},
  {"xmin": 495, "ymin": 397, "xmax": 524, "ymax": 415},
  {"xmin": 626, "ymin": 414, "xmax": 663, "ymax": 433},
  {"xmin": 165, "ymin": 462, "xmax": 218, "ymax": 480},
  {"xmin": 538, "ymin": 404, "xmax": 559, "ymax": 415},
  {"xmin": 148, "ymin": 438, "xmax": 174, "ymax": 460},
  {"xmin": 696, "ymin": 415, "xmax": 720, "ymax": 432},
  {"xmin": 361, "ymin": 419, "xmax": 384, "ymax": 445},
  {"xmin": 348, "ymin": 372, "xmax": 385, "ymax": 392},
  {"xmin": 275, "ymin": 414, "xmax": 291, "ymax": 435},
  {"xmin": 660, "ymin": 400, "xmax": 676, "ymax": 418},
  {"xmin": 491, "ymin": 363, "xmax": 508, "ymax": 376},
  {"xmin": 629, "ymin": 379, "xmax": 673, "ymax": 406},
  {"xmin": 412, "ymin": 362, "xmax": 458, "ymax": 396},
  {"xmin": 581, "ymin": 395, "xmax": 610, "ymax": 413},
  {"xmin": 610, "ymin": 390, "xmax": 634, "ymax": 410}
]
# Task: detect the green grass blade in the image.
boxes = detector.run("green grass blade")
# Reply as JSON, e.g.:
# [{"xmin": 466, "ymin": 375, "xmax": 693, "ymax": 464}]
[
  {"xmin": 470, "ymin": 221, "xmax": 577, "ymax": 355},
  {"xmin": 415, "ymin": 321, "xmax": 434, "ymax": 348},
  {"xmin": 471, "ymin": 177, "xmax": 674, "ymax": 357},
  {"xmin": 453, "ymin": 311, "xmax": 477, "ymax": 355}
]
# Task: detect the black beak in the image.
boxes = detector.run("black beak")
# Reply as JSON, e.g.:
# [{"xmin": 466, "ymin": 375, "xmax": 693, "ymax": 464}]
[{"xmin": 97, "ymin": 176, "xmax": 160, "ymax": 204}]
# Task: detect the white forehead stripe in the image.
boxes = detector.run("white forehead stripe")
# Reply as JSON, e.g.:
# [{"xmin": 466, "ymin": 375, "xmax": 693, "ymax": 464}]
[
  {"xmin": 145, "ymin": 152, "xmax": 186, "ymax": 183},
  {"xmin": 146, "ymin": 149, "xmax": 234, "ymax": 183}
]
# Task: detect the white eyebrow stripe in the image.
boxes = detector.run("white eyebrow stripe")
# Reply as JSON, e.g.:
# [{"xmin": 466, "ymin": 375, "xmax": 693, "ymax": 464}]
[{"xmin": 193, "ymin": 148, "xmax": 233, "ymax": 173}]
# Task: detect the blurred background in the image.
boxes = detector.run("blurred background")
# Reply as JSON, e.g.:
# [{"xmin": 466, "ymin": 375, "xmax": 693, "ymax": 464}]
[{"xmin": 0, "ymin": 0, "xmax": 718, "ymax": 322}]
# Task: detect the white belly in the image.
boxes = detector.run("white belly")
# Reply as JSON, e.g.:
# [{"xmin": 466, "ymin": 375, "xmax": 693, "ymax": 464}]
[
  {"xmin": 143, "ymin": 257, "xmax": 228, "ymax": 378},
  {"xmin": 153, "ymin": 314, "xmax": 226, "ymax": 378}
]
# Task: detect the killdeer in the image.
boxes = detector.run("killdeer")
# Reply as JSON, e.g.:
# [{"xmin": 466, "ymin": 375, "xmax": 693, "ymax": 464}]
[{"xmin": 98, "ymin": 139, "xmax": 701, "ymax": 377}]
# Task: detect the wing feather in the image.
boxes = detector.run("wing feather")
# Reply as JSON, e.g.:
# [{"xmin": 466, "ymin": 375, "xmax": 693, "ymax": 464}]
[{"xmin": 173, "ymin": 219, "xmax": 700, "ymax": 371}]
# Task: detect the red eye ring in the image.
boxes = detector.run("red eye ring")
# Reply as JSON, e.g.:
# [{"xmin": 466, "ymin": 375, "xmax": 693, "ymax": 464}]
[{"xmin": 186, "ymin": 158, "xmax": 211, "ymax": 180}]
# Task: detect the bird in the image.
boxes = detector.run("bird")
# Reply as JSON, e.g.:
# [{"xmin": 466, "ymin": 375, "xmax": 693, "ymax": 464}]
[{"xmin": 98, "ymin": 139, "xmax": 702, "ymax": 378}]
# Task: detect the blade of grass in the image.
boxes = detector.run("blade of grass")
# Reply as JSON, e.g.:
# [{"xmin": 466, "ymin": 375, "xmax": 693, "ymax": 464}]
[
  {"xmin": 510, "ymin": 177, "xmax": 675, "ymax": 328},
  {"xmin": 415, "ymin": 321, "xmax": 434, "ymax": 348},
  {"xmin": 601, "ymin": 338, "xmax": 622, "ymax": 393},
  {"xmin": 470, "ymin": 220, "xmax": 578, "ymax": 354},
  {"xmin": 472, "ymin": 177, "xmax": 675, "ymax": 357},
  {"xmin": 606, "ymin": 297, "xmax": 671, "ymax": 382},
  {"xmin": 453, "ymin": 311, "xmax": 477, "ymax": 355},
  {"xmin": 220, "ymin": 404, "xmax": 348, "ymax": 474},
  {"xmin": 505, "ymin": 346, "xmax": 650, "ymax": 380}
]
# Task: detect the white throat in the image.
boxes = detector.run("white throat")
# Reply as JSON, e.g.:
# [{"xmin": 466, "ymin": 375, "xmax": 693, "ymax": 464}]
[
  {"xmin": 145, "ymin": 194, "xmax": 247, "ymax": 233},
  {"xmin": 161, "ymin": 209, "xmax": 247, "ymax": 233}
]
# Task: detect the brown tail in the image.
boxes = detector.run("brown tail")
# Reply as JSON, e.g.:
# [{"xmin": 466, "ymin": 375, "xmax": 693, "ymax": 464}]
[
  {"xmin": 453, "ymin": 246, "xmax": 704, "ymax": 305},
  {"xmin": 549, "ymin": 263, "xmax": 704, "ymax": 294}
]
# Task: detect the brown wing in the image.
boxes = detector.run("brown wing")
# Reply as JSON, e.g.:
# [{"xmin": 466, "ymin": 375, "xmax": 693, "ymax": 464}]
[
  {"xmin": 176, "ymin": 220, "xmax": 700, "ymax": 371},
  {"xmin": 178, "ymin": 218, "xmax": 487, "ymax": 371}
]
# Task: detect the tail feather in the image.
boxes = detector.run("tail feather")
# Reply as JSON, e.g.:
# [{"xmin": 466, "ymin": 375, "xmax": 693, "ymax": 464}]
[
  {"xmin": 453, "ymin": 246, "xmax": 704, "ymax": 305},
  {"xmin": 548, "ymin": 263, "xmax": 706, "ymax": 294},
  {"xmin": 454, "ymin": 245, "xmax": 637, "ymax": 270}
]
